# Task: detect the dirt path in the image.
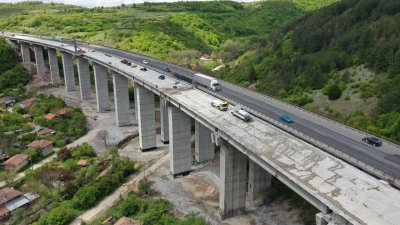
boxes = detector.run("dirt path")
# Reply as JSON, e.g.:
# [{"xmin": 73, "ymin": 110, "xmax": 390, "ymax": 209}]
[{"xmin": 70, "ymin": 152, "xmax": 170, "ymax": 225}]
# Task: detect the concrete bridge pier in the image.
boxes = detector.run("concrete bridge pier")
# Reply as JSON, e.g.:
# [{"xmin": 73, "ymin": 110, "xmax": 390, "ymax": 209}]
[
  {"xmin": 48, "ymin": 48, "xmax": 61, "ymax": 84},
  {"xmin": 195, "ymin": 121, "xmax": 214, "ymax": 162},
  {"xmin": 77, "ymin": 57, "xmax": 92, "ymax": 100},
  {"xmin": 93, "ymin": 62, "xmax": 111, "ymax": 112},
  {"xmin": 160, "ymin": 98, "xmax": 169, "ymax": 144},
  {"xmin": 20, "ymin": 43, "xmax": 31, "ymax": 63},
  {"xmin": 135, "ymin": 84, "xmax": 156, "ymax": 151},
  {"xmin": 33, "ymin": 45, "xmax": 46, "ymax": 78},
  {"xmin": 61, "ymin": 52, "xmax": 76, "ymax": 92},
  {"xmin": 219, "ymin": 139, "xmax": 248, "ymax": 220},
  {"xmin": 168, "ymin": 106, "xmax": 191, "ymax": 176},
  {"xmin": 247, "ymin": 160, "xmax": 272, "ymax": 201},
  {"xmin": 113, "ymin": 72, "xmax": 131, "ymax": 127}
]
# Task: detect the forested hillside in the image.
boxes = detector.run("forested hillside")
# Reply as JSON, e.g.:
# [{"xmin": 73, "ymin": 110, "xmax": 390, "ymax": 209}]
[{"xmin": 216, "ymin": 0, "xmax": 400, "ymax": 142}]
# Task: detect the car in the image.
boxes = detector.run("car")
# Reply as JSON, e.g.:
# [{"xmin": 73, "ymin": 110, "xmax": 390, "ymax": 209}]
[
  {"xmin": 279, "ymin": 114, "xmax": 293, "ymax": 123},
  {"xmin": 127, "ymin": 61, "xmax": 132, "ymax": 66},
  {"xmin": 131, "ymin": 64, "xmax": 138, "ymax": 68},
  {"xmin": 231, "ymin": 109, "xmax": 251, "ymax": 122},
  {"xmin": 140, "ymin": 67, "xmax": 148, "ymax": 71},
  {"xmin": 142, "ymin": 60, "xmax": 149, "ymax": 64},
  {"xmin": 121, "ymin": 59, "xmax": 128, "ymax": 64},
  {"xmin": 362, "ymin": 136, "xmax": 382, "ymax": 147},
  {"xmin": 211, "ymin": 100, "xmax": 229, "ymax": 111},
  {"xmin": 105, "ymin": 53, "xmax": 112, "ymax": 57},
  {"xmin": 165, "ymin": 68, "xmax": 171, "ymax": 72},
  {"xmin": 90, "ymin": 49, "xmax": 95, "ymax": 52},
  {"xmin": 158, "ymin": 75, "xmax": 166, "ymax": 80}
]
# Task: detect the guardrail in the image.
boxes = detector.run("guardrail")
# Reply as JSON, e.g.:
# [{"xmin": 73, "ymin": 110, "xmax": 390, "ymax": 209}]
[{"xmin": 198, "ymin": 86, "xmax": 400, "ymax": 189}]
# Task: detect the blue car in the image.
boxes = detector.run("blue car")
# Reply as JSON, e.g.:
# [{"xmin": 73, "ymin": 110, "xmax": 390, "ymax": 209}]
[{"xmin": 279, "ymin": 114, "xmax": 293, "ymax": 123}]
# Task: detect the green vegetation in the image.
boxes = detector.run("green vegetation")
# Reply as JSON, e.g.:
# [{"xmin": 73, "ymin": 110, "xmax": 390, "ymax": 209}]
[{"xmin": 88, "ymin": 181, "xmax": 207, "ymax": 225}]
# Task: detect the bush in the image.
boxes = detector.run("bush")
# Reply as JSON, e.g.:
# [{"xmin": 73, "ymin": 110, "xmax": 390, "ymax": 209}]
[
  {"xmin": 71, "ymin": 144, "xmax": 96, "ymax": 159},
  {"xmin": 58, "ymin": 148, "xmax": 72, "ymax": 161}
]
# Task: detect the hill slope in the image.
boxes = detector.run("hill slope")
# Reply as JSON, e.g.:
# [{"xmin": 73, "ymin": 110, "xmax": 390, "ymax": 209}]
[{"xmin": 216, "ymin": 0, "xmax": 400, "ymax": 142}]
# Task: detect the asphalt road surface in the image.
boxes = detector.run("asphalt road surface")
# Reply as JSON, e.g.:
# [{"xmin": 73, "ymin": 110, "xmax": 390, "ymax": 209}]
[{"xmin": 73, "ymin": 41, "xmax": 400, "ymax": 179}]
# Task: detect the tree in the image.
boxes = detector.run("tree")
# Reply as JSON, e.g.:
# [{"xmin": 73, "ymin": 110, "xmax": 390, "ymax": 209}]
[
  {"xmin": 0, "ymin": 170, "xmax": 16, "ymax": 186},
  {"xmin": 248, "ymin": 66, "xmax": 257, "ymax": 82},
  {"xmin": 58, "ymin": 148, "xmax": 72, "ymax": 161},
  {"xmin": 97, "ymin": 130, "xmax": 109, "ymax": 148}
]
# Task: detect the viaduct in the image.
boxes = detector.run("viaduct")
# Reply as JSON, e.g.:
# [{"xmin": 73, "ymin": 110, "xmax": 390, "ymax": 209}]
[{"xmin": 2, "ymin": 33, "xmax": 400, "ymax": 225}]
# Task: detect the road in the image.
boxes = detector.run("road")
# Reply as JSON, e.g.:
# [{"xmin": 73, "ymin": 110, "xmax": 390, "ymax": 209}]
[{"xmin": 73, "ymin": 41, "xmax": 400, "ymax": 179}]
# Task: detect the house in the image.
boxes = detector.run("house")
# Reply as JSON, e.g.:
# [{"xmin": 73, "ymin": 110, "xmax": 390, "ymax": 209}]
[
  {"xmin": 0, "ymin": 188, "xmax": 39, "ymax": 218},
  {"xmin": 114, "ymin": 217, "xmax": 143, "ymax": 225},
  {"xmin": 200, "ymin": 53, "xmax": 211, "ymax": 60},
  {"xmin": 19, "ymin": 98, "xmax": 36, "ymax": 110},
  {"xmin": 56, "ymin": 107, "xmax": 73, "ymax": 117},
  {"xmin": 3, "ymin": 154, "xmax": 29, "ymax": 171},
  {"xmin": 27, "ymin": 140, "xmax": 54, "ymax": 156},
  {"xmin": 77, "ymin": 159, "xmax": 89, "ymax": 167},
  {"xmin": 0, "ymin": 97, "xmax": 16, "ymax": 108},
  {"xmin": 44, "ymin": 113, "xmax": 62, "ymax": 122},
  {"xmin": 37, "ymin": 128, "xmax": 56, "ymax": 137}
]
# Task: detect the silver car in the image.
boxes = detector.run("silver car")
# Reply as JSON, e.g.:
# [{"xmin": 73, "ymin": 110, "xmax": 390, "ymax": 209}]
[{"xmin": 231, "ymin": 109, "xmax": 251, "ymax": 122}]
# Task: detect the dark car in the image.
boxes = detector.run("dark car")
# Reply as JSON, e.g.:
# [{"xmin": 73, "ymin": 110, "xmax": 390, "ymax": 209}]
[
  {"xmin": 140, "ymin": 67, "xmax": 148, "ymax": 71},
  {"xmin": 279, "ymin": 114, "xmax": 293, "ymax": 123},
  {"xmin": 362, "ymin": 136, "xmax": 382, "ymax": 147},
  {"xmin": 158, "ymin": 75, "xmax": 165, "ymax": 80},
  {"xmin": 121, "ymin": 59, "xmax": 128, "ymax": 64},
  {"xmin": 165, "ymin": 68, "xmax": 171, "ymax": 72}
]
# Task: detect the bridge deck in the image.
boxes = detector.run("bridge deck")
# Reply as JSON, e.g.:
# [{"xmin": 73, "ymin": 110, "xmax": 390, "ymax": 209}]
[{"xmin": 8, "ymin": 35, "xmax": 400, "ymax": 225}]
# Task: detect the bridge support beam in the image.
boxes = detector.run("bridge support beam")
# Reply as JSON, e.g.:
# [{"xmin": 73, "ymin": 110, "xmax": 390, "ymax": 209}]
[
  {"xmin": 169, "ymin": 106, "xmax": 191, "ymax": 176},
  {"xmin": 135, "ymin": 85, "xmax": 156, "ymax": 151},
  {"xmin": 160, "ymin": 100, "xmax": 169, "ymax": 144},
  {"xmin": 93, "ymin": 62, "xmax": 110, "ymax": 112},
  {"xmin": 113, "ymin": 72, "xmax": 131, "ymax": 127},
  {"xmin": 48, "ymin": 48, "xmax": 61, "ymax": 84},
  {"xmin": 248, "ymin": 160, "xmax": 272, "ymax": 201},
  {"xmin": 61, "ymin": 52, "xmax": 76, "ymax": 92},
  {"xmin": 20, "ymin": 43, "xmax": 31, "ymax": 63},
  {"xmin": 219, "ymin": 139, "xmax": 247, "ymax": 220},
  {"xmin": 33, "ymin": 45, "xmax": 46, "ymax": 78},
  {"xmin": 195, "ymin": 120, "xmax": 214, "ymax": 162},
  {"xmin": 77, "ymin": 57, "xmax": 92, "ymax": 100}
]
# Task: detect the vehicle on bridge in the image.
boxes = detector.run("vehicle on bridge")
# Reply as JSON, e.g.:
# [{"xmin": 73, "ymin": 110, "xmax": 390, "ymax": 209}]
[
  {"xmin": 140, "ymin": 67, "xmax": 148, "ymax": 71},
  {"xmin": 53, "ymin": 36, "xmax": 64, "ymax": 41},
  {"xmin": 362, "ymin": 136, "xmax": 382, "ymax": 147},
  {"xmin": 211, "ymin": 100, "xmax": 229, "ymax": 111},
  {"xmin": 142, "ymin": 60, "xmax": 149, "ymax": 64},
  {"xmin": 279, "ymin": 114, "xmax": 293, "ymax": 123},
  {"xmin": 231, "ymin": 108, "xmax": 251, "ymax": 122},
  {"xmin": 193, "ymin": 73, "xmax": 221, "ymax": 91},
  {"xmin": 131, "ymin": 64, "xmax": 137, "ymax": 68}
]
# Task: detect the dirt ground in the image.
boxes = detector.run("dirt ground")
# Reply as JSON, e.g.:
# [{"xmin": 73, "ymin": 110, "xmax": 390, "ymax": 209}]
[{"xmin": 38, "ymin": 85, "xmax": 303, "ymax": 225}]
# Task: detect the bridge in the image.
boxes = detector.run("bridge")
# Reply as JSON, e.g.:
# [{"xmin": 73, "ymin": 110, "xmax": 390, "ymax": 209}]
[{"xmin": 2, "ymin": 33, "xmax": 400, "ymax": 225}]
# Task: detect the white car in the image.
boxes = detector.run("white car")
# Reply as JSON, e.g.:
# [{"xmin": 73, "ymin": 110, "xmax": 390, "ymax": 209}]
[
  {"xmin": 231, "ymin": 109, "xmax": 251, "ymax": 122},
  {"xmin": 142, "ymin": 60, "xmax": 149, "ymax": 64}
]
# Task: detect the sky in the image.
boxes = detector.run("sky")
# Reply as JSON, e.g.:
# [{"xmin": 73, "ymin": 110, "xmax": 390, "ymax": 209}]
[{"xmin": 0, "ymin": 0, "xmax": 259, "ymax": 8}]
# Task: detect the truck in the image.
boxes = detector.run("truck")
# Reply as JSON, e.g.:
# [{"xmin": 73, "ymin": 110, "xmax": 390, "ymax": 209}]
[
  {"xmin": 53, "ymin": 36, "xmax": 64, "ymax": 41},
  {"xmin": 193, "ymin": 73, "xmax": 221, "ymax": 91},
  {"xmin": 211, "ymin": 99, "xmax": 229, "ymax": 111}
]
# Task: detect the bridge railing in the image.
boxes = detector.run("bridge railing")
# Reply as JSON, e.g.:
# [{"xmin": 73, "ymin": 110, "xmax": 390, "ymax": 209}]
[{"xmin": 198, "ymin": 86, "xmax": 400, "ymax": 189}]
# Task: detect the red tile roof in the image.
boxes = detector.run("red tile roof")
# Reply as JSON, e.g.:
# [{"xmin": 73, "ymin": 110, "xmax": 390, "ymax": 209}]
[
  {"xmin": 20, "ymin": 98, "xmax": 36, "ymax": 109},
  {"xmin": 37, "ymin": 128, "xmax": 56, "ymax": 136},
  {"xmin": 77, "ymin": 159, "xmax": 90, "ymax": 167},
  {"xmin": 56, "ymin": 107, "xmax": 73, "ymax": 116},
  {"xmin": 27, "ymin": 140, "xmax": 53, "ymax": 149},
  {"xmin": 44, "ymin": 113, "xmax": 61, "ymax": 121},
  {"xmin": 0, "ymin": 207, "xmax": 10, "ymax": 217},
  {"xmin": 3, "ymin": 154, "xmax": 29, "ymax": 168},
  {"xmin": 0, "ymin": 187, "xmax": 22, "ymax": 206}
]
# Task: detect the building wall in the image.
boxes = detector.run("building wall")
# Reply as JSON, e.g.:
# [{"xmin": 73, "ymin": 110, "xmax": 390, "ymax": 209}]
[{"xmin": 41, "ymin": 145, "xmax": 53, "ymax": 157}]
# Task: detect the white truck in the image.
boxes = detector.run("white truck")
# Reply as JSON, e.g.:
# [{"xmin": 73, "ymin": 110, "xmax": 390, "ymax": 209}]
[{"xmin": 193, "ymin": 73, "xmax": 221, "ymax": 91}]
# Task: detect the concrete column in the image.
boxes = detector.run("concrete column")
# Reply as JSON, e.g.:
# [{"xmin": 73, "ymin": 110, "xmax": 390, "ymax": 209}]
[
  {"xmin": 61, "ymin": 52, "xmax": 76, "ymax": 92},
  {"xmin": 77, "ymin": 57, "xmax": 92, "ymax": 100},
  {"xmin": 134, "ymin": 82, "xmax": 138, "ymax": 122},
  {"xmin": 93, "ymin": 62, "xmax": 110, "ymax": 112},
  {"xmin": 33, "ymin": 45, "xmax": 46, "ymax": 77},
  {"xmin": 247, "ymin": 160, "xmax": 272, "ymax": 201},
  {"xmin": 160, "ymin": 100, "xmax": 169, "ymax": 144},
  {"xmin": 219, "ymin": 140, "xmax": 247, "ymax": 220},
  {"xmin": 169, "ymin": 106, "xmax": 191, "ymax": 176},
  {"xmin": 113, "ymin": 72, "xmax": 131, "ymax": 127},
  {"xmin": 195, "ymin": 121, "xmax": 214, "ymax": 162},
  {"xmin": 20, "ymin": 43, "xmax": 31, "ymax": 63},
  {"xmin": 48, "ymin": 48, "xmax": 61, "ymax": 84},
  {"xmin": 135, "ymin": 85, "xmax": 156, "ymax": 151}
]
